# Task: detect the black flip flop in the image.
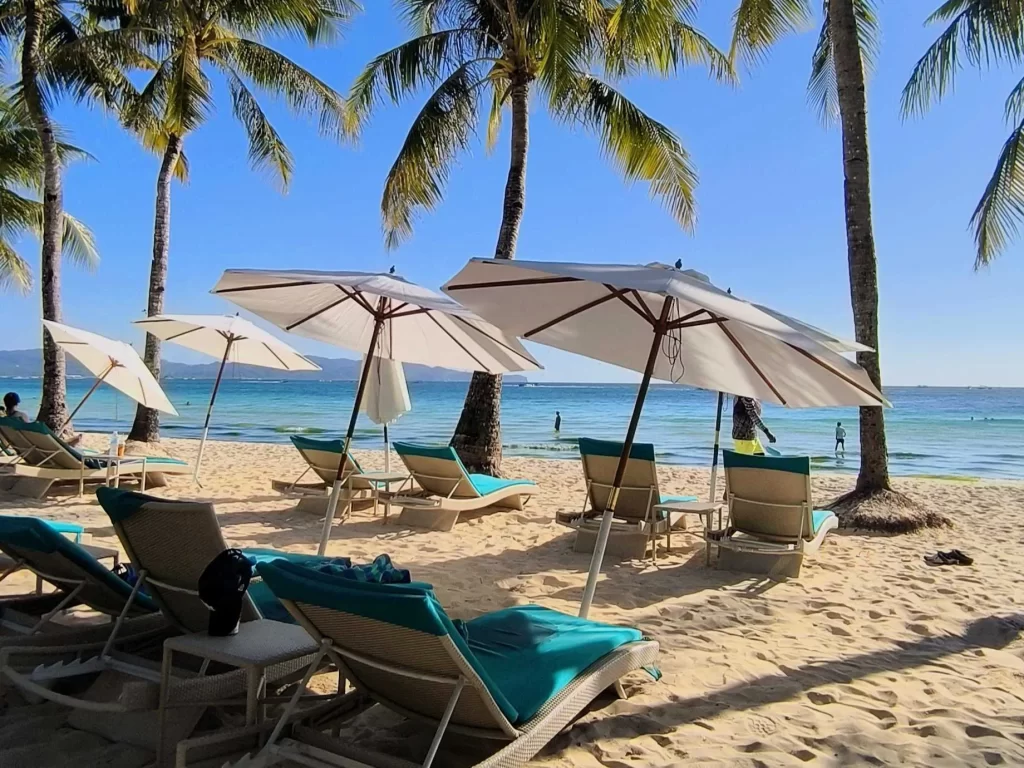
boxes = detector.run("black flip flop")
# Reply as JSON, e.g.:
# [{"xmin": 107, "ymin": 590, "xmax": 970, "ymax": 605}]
[
  {"xmin": 924, "ymin": 551, "xmax": 957, "ymax": 566},
  {"xmin": 949, "ymin": 549, "xmax": 974, "ymax": 566}
]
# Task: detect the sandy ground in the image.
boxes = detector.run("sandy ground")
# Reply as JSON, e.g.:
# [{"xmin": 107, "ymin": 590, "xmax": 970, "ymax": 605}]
[{"xmin": 2, "ymin": 435, "xmax": 1024, "ymax": 767}]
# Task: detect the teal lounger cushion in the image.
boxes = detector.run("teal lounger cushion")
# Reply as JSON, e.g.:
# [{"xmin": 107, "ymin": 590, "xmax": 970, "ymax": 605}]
[
  {"xmin": 660, "ymin": 494, "xmax": 699, "ymax": 504},
  {"xmin": 811, "ymin": 510, "xmax": 835, "ymax": 535},
  {"xmin": 465, "ymin": 605, "xmax": 642, "ymax": 722},
  {"xmin": 42, "ymin": 520, "xmax": 84, "ymax": 542},
  {"xmin": 0, "ymin": 515, "xmax": 158, "ymax": 612},
  {"xmin": 469, "ymin": 474, "xmax": 535, "ymax": 496},
  {"xmin": 244, "ymin": 549, "xmax": 365, "ymax": 623},
  {"xmin": 256, "ymin": 560, "xmax": 644, "ymax": 725}
]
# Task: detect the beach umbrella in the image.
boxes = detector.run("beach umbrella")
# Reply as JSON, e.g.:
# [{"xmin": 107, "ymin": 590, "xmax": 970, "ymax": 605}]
[
  {"xmin": 133, "ymin": 314, "xmax": 320, "ymax": 483},
  {"xmin": 43, "ymin": 320, "xmax": 177, "ymax": 429},
  {"xmin": 677, "ymin": 270, "xmax": 873, "ymax": 501},
  {"xmin": 211, "ymin": 269, "xmax": 541, "ymax": 555},
  {"xmin": 358, "ymin": 355, "xmax": 411, "ymax": 472},
  {"xmin": 443, "ymin": 258, "xmax": 887, "ymax": 617}
]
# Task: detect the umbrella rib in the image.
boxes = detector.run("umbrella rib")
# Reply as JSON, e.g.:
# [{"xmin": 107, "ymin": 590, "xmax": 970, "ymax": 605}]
[
  {"xmin": 338, "ymin": 286, "xmax": 378, "ymax": 316},
  {"xmin": 629, "ymin": 290, "xmax": 658, "ymax": 323},
  {"xmin": 425, "ymin": 312, "xmax": 488, "ymax": 371},
  {"xmin": 263, "ymin": 342, "xmax": 290, "ymax": 369},
  {"xmin": 387, "ymin": 308, "xmax": 432, "ymax": 320},
  {"xmin": 525, "ymin": 289, "xmax": 629, "ymax": 338},
  {"xmin": 785, "ymin": 343, "xmax": 887, "ymax": 405},
  {"xmin": 611, "ymin": 289, "xmax": 656, "ymax": 326},
  {"xmin": 164, "ymin": 327, "xmax": 204, "ymax": 342},
  {"xmin": 214, "ymin": 280, "xmax": 315, "ymax": 294},
  {"xmin": 667, "ymin": 308, "xmax": 709, "ymax": 329},
  {"xmin": 285, "ymin": 294, "xmax": 353, "ymax": 331},
  {"xmin": 449, "ymin": 315, "xmax": 538, "ymax": 367},
  {"xmin": 384, "ymin": 302, "xmax": 409, "ymax": 317},
  {"xmin": 674, "ymin": 317, "xmax": 724, "ymax": 330},
  {"xmin": 718, "ymin": 321, "xmax": 788, "ymax": 406},
  {"xmin": 447, "ymin": 276, "xmax": 581, "ymax": 291}
]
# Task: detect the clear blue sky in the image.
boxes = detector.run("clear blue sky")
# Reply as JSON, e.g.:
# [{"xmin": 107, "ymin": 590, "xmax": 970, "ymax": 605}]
[{"xmin": 3, "ymin": 1, "xmax": 1022, "ymax": 385}]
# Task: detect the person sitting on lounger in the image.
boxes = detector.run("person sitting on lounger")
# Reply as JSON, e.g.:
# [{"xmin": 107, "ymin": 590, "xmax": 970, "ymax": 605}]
[
  {"xmin": 732, "ymin": 396, "xmax": 776, "ymax": 455},
  {"xmin": 3, "ymin": 392, "xmax": 30, "ymax": 422}
]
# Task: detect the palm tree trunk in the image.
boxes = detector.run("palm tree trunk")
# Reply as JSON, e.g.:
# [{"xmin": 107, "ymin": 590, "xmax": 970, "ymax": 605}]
[
  {"xmin": 829, "ymin": 0, "xmax": 889, "ymax": 492},
  {"xmin": 22, "ymin": 0, "xmax": 69, "ymax": 433},
  {"xmin": 129, "ymin": 135, "xmax": 182, "ymax": 443},
  {"xmin": 450, "ymin": 78, "xmax": 530, "ymax": 475}
]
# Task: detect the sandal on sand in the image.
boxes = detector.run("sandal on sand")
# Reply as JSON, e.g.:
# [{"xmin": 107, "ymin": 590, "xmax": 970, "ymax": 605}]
[{"xmin": 924, "ymin": 550, "xmax": 974, "ymax": 566}]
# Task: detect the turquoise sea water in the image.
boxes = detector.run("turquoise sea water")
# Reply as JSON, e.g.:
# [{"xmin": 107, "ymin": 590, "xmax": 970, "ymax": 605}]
[{"xmin": 2, "ymin": 377, "xmax": 1022, "ymax": 480}]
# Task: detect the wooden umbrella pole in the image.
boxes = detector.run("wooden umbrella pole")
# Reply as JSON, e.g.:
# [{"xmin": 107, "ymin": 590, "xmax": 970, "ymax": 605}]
[
  {"xmin": 194, "ymin": 337, "xmax": 234, "ymax": 485},
  {"xmin": 319, "ymin": 299, "xmax": 388, "ymax": 556},
  {"xmin": 579, "ymin": 296, "xmax": 674, "ymax": 618},
  {"xmin": 61, "ymin": 362, "xmax": 115, "ymax": 431},
  {"xmin": 708, "ymin": 391, "xmax": 725, "ymax": 502}
]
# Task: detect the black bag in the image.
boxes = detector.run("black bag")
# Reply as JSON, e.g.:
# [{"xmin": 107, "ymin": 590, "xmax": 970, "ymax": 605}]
[{"xmin": 198, "ymin": 549, "xmax": 252, "ymax": 636}]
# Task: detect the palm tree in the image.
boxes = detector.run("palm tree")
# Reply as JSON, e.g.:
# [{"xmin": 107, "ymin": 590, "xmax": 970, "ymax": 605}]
[
  {"xmin": 903, "ymin": 0, "xmax": 1024, "ymax": 267},
  {"xmin": 4, "ymin": 0, "xmax": 137, "ymax": 431},
  {"xmin": 0, "ymin": 91, "xmax": 97, "ymax": 293},
  {"xmin": 733, "ymin": 0, "xmax": 946, "ymax": 531},
  {"xmin": 351, "ymin": 0, "xmax": 732, "ymax": 474},
  {"xmin": 121, "ymin": 0, "xmax": 356, "ymax": 443}
]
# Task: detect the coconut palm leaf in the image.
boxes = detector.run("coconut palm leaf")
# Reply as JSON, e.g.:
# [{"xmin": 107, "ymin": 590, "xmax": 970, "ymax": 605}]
[
  {"xmin": 970, "ymin": 118, "xmax": 1024, "ymax": 266},
  {"xmin": 730, "ymin": 0, "xmax": 812, "ymax": 65},
  {"xmin": 223, "ymin": 67, "xmax": 294, "ymax": 188},
  {"xmin": 552, "ymin": 73, "xmax": 697, "ymax": 230},
  {"xmin": 808, "ymin": 0, "xmax": 879, "ymax": 124},
  {"xmin": 381, "ymin": 60, "xmax": 487, "ymax": 248}
]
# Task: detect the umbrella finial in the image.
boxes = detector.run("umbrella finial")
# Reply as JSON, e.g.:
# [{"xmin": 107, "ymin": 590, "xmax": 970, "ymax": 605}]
[{"xmin": 674, "ymin": 259, "xmax": 682, "ymax": 269}]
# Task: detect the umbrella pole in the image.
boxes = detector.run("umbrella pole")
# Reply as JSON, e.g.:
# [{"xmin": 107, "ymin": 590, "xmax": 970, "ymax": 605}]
[
  {"xmin": 61, "ymin": 363, "xmax": 114, "ymax": 432},
  {"xmin": 579, "ymin": 298, "xmax": 674, "ymax": 619},
  {"xmin": 708, "ymin": 391, "xmax": 724, "ymax": 502},
  {"xmin": 194, "ymin": 338, "xmax": 234, "ymax": 485},
  {"xmin": 384, "ymin": 423, "xmax": 390, "ymax": 473},
  {"xmin": 319, "ymin": 309, "xmax": 386, "ymax": 556}
]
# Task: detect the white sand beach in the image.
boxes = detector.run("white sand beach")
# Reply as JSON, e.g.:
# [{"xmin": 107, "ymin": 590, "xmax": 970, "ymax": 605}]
[{"xmin": 2, "ymin": 435, "xmax": 1024, "ymax": 767}]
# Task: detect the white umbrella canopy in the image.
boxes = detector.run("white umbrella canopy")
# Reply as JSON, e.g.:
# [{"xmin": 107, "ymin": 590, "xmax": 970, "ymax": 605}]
[
  {"xmin": 134, "ymin": 314, "xmax": 321, "ymax": 372},
  {"xmin": 211, "ymin": 270, "xmax": 539, "ymax": 375},
  {"xmin": 444, "ymin": 258, "xmax": 886, "ymax": 618},
  {"xmin": 43, "ymin": 321, "xmax": 177, "ymax": 428},
  {"xmin": 443, "ymin": 259, "xmax": 885, "ymax": 408},
  {"xmin": 134, "ymin": 314, "xmax": 320, "ymax": 483},
  {"xmin": 211, "ymin": 268, "xmax": 541, "ymax": 555},
  {"xmin": 359, "ymin": 355, "xmax": 412, "ymax": 472}
]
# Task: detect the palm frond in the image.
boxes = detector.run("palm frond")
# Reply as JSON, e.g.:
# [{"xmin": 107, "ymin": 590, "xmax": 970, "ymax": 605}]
[
  {"xmin": 807, "ymin": 0, "xmax": 879, "ymax": 124},
  {"xmin": 971, "ymin": 117, "xmax": 1024, "ymax": 267},
  {"xmin": 218, "ymin": 38, "xmax": 351, "ymax": 140},
  {"xmin": 348, "ymin": 28, "xmax": 490, "ymax": 124},
  {"xmin": 730, "ymin": 0, "xmax": 812, "ymax": 66},
  {"xmin": 223, "ymin": 68, "xmax": 293, "ymax": 189},
  {"xmin": 1006, "ymin": 73, "xmax": 1024, "ymax": 122},
  {"xmin": 485, "ymin": 76, "xmax": 508, "ymax": 153},
  {"xmin": 60, "ymin": 211, "xmax": 98, "ymax": 269},
  {"xmin": 553, "ymin": 74, "xmax": 697, "ymax": 231},
  {"xmin": 219, "ymin": 0, "xmax": 357, "ymax": 43},
  {"xmin": 165, "ymin": 38, "xmax": 212, "ymax": 135},
  {"xmin": 902, "ymin": 0, "xmax": 1024, "ymax": 117},
  {"xmin": 0, "ymin": 240, "xmax": 30, "ymax": 293},
  {"xmin": 382, "ymin": 59, "xmax": 485, "ymax": 249}
]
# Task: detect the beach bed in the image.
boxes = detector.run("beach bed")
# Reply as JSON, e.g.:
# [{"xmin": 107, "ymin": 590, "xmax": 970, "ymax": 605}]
[
  {"xmin": 390, "ymin": 442, "xmax": 535, "ymax": 531},
  {"xmin": 559, "ymin": 437, "xmax": 697, "ymax": 560},
  {"xmin": 715, "ymin": 450, "xmax": 839, "ymax": 577},
  {"xmin": 271, "ymin": 435, "xmax": 375, "ymax": 515}
]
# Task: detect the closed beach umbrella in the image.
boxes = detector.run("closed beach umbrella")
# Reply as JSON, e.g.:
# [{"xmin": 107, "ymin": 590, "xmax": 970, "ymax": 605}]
[
  {"xmin": 211, "ymin": 269, "xmax": 541, "ymax": 555},
  {"xmin": 134, "ymin": 314, "xmax": 320, "ymax": 483},
  {"xmin": 443, "ymin": 259, "xmax": 887, "ymax": 617},
  {"xmin": 358, "ymin": 355, "xmax": 412, "ymax": 472},
  {"xmin": 43, "ymin": 320, "xmax": 177, "ymax": 429}
]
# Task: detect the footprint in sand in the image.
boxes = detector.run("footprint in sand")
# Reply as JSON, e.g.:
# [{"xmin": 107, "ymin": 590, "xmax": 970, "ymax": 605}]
[
  {"xmin": 827, "ymin": 625, "xmax": 853, "ymax": 638},
  {"xmin": 746, "ymin": 714, "xmax": 778, "ymax": 737},
  {"xmin": 541, "ymin": 575, "xmax": 571, "ymax": 588},
  {"xmin": 966, "ymin": 725, "xmax": 1005, "ymax": 739},
  {"xmin": 807, "ymin": 691, "xmax": 837, "ymax": 706},
  {"xmin": 984, "ymin": 752, "xmax": 1006, "ymax": 765}
]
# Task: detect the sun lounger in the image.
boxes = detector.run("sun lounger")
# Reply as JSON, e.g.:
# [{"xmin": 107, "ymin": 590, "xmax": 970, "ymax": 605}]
[
  {"xmin": 0, "ymin": 416, "xmax": 190, "ymax": 498},
  {"xmin": 561, "ymin": 437, "xmax": 697, "ymax": 560},
  {"xmin": 0, "ymin": 488, "xmax": 333, "ymax": 758},
  {"xmin": 0, "ymin": 518, "xmax": 85, "ymax": 590},
  {"xmin": 270, "ymin": 435, "xmax": 374, "ymax": 515},
  {"xmin": 389, "ymin": 442, "xmax": 535, "ymax": 532},
  {"xmin": 180, "ymin": 558, "xmax": 659, "ymax": 768},
  {"xmin": 716, "ymin": 450, "xmax": 839, "ymax": 578}
]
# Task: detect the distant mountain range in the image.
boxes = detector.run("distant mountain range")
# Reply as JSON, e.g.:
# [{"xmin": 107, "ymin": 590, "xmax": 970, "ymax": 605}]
[{"xmin": 0, "ymin": 349, "xmax": 527, "ymax": 383}]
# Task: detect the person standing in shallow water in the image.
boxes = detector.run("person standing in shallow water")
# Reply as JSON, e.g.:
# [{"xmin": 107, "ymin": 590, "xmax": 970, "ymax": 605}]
[
  {"xmin": 554, "ymin": 411, "xmax": 561, "ymax": 433},
  {"xmin": 732, "ymin": 396, "xmax": 775, "ymax": 455},
  {"xmin": 835, "ymin": 421, "xmax": 847, "ymax": 457}
]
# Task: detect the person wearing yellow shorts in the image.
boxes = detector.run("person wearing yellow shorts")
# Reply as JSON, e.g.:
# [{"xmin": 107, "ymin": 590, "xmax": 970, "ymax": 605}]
[{"xmin": 732, "ymin": 396, "xmax": 776, "ymax": 455}]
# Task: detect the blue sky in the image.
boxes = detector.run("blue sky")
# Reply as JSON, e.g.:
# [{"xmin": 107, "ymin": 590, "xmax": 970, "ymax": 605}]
[{"xmin": 3, "ymin": 1, "xmax": 1022, "ymax": 385}]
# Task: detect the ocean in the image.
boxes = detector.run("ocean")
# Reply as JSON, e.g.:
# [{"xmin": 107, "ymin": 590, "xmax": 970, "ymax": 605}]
[{"xmin": 2, "ymin": 377, "xmax": 1022, "ymax": 480}]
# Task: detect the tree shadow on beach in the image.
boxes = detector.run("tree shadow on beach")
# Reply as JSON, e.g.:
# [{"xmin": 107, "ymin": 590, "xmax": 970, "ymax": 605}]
[{"xmin": 553, "ymin": 613, "xmax": 1024, "ymax": 755}]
